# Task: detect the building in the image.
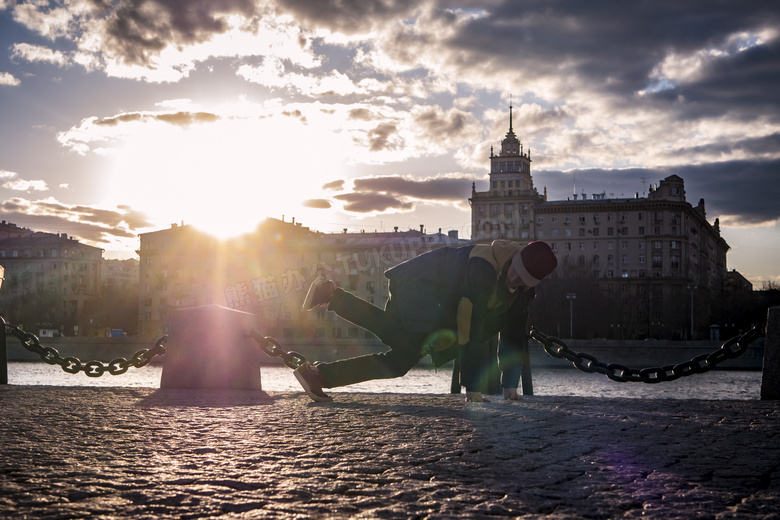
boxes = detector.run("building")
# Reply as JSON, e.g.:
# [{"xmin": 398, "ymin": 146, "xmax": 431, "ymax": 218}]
[
  {"xmin": 137, "ymin": 224, "xmax": 219, "ymax": 337},
  {"xmin": 136, "ymin": 218, "xmax": 468, "ymax": 352},
  {"xmin": 0, "ymin": 232, "xmax": 103, "ymax": 335},
  {"xmin": 470, "ymin": 106, "xmax": 733, "ymax": 340},
  {"xmin": 102, "ymin": 258, "xmax": 140, "ymax": 287},
  {"xmin": 0, "ymin": 220, "xmax": 33, "ymax": 240}
]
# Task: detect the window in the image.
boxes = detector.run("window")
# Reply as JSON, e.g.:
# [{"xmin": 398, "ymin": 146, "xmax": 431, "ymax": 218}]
[
  {"xmin": 653, "ymin": 241, "xmax": 662, "ymax": 249},
  {"xmin": 593, "ymin": 242, "xmax": 599, "ymax": 250},
  {"xmin": 621, "ymin": 241, "xmax": 628, "ymax": 250},
  {"xmin": 551, "ymin": 216, "xmax": 558, "ymax": 224},
  {"xmin": 639, "ymin": 226, "xmax": 645, "ymax": 235},
  {"xmin": 579, "ymin": 242, "xmax": 584, "ymax": 250},
  {"xmin": 639, "ymin": 255, "xmax": 645, "ymax": 263},
  {"xmin": 565, "ymin": 229, "xmax": 571, "ymax": 237},
  {"xmin": 622, "ymin": 255, "xmax": 628, "ymax": 264},
  {"xmin": 607, "ymin": 227, "xmax": 614, "ymax": 236},
  {"xmin": 593, "ymin": 228, "xmax": 600, "ymax": 236},
  {"xmin": 594, "ymin": 215, "xmax": 601, "ymax": 224},
  {"xmin": 579, "ymin": 216, "xmax": 586, "ymax": 225},
  {"xmin": 579, "ymin": 228, "xmax": 585, "ymax": 237},
  {"xmin": 537, "ymin": 216, "xmax": 544, "ymax": 224}
]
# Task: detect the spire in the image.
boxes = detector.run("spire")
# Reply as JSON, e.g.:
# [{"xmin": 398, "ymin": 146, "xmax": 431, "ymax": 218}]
[
  {"xmin": 509, "ymin": 96, "xmax": 514, "ymax": 134},
  {"xmin": 500, "ymin": 101, "xmax": 520, "ymax": 155}
]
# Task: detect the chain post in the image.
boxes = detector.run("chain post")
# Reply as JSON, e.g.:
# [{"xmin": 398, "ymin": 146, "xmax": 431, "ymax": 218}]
[
  {"xmin": 1, "ymin": 316, "xmax": 7, "ymax": 385},
  {"xmin": 529, "ymin": 324, "xmax": 764, "ymax": 384}
]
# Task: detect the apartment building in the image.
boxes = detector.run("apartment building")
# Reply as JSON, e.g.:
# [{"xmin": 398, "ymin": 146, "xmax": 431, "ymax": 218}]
[{"xmin": 0, "ymin": 232, "xmax": 103, "ymax": 335}]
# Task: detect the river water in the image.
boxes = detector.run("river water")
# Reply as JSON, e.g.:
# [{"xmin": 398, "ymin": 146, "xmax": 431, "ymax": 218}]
[{"xmin": 5, "ymin": 362, "xmax": 761, "ymax": 400}]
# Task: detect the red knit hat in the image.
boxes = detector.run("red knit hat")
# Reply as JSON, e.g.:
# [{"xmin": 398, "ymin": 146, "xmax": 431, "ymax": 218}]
[{"xmin": 511, "ymin": 241, "xmax": 557, "ymax": 287}]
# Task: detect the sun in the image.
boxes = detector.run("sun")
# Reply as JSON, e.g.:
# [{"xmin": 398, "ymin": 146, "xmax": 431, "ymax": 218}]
[{"xmin": 101, "ymin": 110, "xmax": 350, "ymax": 240}]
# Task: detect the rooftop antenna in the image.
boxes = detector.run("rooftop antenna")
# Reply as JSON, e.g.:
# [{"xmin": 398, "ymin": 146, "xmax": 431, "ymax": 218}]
[
  {"xmin": 641, "ymin": 177, "xmax": 647, "ymax": 196},
  {"xmin": 573, "ymin": 170, "xmax": 576, "ymax": 198}
]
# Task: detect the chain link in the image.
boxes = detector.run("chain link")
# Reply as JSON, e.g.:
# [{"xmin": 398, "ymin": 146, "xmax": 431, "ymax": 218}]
[
  {"xmin": 6, "ymin": 323, "xmax": 167, "ymax": 377},
  {"xmin": 250, "ymin": 329, "xmax": 307, "ymax": 370},
  {"xmin": 529, "ymin": 324, "xmax": 765, "ymax": 383}
]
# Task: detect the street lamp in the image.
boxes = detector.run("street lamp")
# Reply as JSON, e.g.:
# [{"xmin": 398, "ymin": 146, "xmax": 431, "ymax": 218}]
[{"xmin": 566, "ymin": 293, "xmax": 576, "ymax": 338}]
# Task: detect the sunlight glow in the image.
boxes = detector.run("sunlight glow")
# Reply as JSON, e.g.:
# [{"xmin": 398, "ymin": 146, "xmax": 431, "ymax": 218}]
[{"xmin": 100, "ymin": 105, "xmax": 354, "ymax": 240}]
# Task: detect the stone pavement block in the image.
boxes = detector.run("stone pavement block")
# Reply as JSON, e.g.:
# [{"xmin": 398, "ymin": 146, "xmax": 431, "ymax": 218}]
[{"xmin": 1, "ymin": 386, "xmax": 779, "ymax": 519}]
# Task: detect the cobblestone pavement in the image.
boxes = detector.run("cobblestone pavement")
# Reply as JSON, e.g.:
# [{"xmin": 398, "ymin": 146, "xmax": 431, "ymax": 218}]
[{"xmin": 1, "ymin": 386, "xmax": 779, "ymax": 519}]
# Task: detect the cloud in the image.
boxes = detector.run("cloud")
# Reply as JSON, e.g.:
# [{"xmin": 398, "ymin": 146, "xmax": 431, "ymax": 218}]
[
  {"xmin": 333, "ymin": 192, "xmax": 414, "ymax": 213},
  {"xmin": 0, "ymin": 198, "xmax": 154, "ymax": 245},
  {"xmin": 100, "ymin": 0, "xmax": 258, "ymax": 67},
  {"xmin": 0, "ymin": 170, "xmax": 48, "ymax": 192},
  {"xmin": 0, "ymin": 72, "xmax": 21, "ymax": 86},
  {"xmin": 325, "ymin": 174, "xmax": 475, "ymax": 214},
  {"xmin": 11, "ymin": 43, "xmax": 68, "ymax": 66},
  {"xmin": 302, "ymin": 198, "xmax": 331, "ymax": 209},
  {"xmin": 365, "ymin": 122, "xmax": 399, "ymax": 152},
  {"xmin": 322, "ymin": 180, "xmax": 345, "ymax": 191},
  {"xmin": 3, "ymin": 179, "xmax": 48, "ymax": 192},
  {"xmin": 93, "ymin": 111, "xmax": 220, "ymax": 127},
  {"xmin": 353, "ymin": 175, "xmax": 474, "ymax": 201}
]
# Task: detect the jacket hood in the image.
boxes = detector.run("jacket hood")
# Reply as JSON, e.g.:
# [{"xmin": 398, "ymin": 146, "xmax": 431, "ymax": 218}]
[{"xmin": 490, "ymin": 239, "xmax": 523, "ymax": 277}]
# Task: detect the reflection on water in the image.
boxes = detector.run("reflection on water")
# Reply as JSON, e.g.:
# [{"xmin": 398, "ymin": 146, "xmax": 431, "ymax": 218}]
[{"xmin": 6, "ymin": 362, "xmax": 761, "ymax": 400}]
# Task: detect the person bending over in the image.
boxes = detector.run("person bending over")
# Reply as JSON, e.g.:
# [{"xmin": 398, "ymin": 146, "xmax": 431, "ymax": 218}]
[{"xmin": 294, "ymin": 240, "xmax": 557, "ymax": 402}]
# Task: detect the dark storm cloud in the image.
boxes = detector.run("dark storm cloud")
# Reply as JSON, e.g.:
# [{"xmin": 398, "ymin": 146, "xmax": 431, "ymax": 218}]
[
  {"xmin": 652, "ymin": 40, "xmax": 780, "ymax": 120},
  {"xmin": 451, "ymin": 0, "xmax": 779, "ymax": 98},
  {"xmin": 353, "ymin": 175, "xmax": 473, "ymax": 201},
  {"xmin": 326, "ymin": 175, "xmax": 472, "ymax": 214},
  {"xmin": 537, "ymin": 158, "xmax": 780, "ymax": 226},
  {"xmin": 103, "ymin": 0, "xmax": 257, "ymax": 65},
  {"xmin": 333, "ymin": 192, "xmax": 413, "ymax": 213},
  {"xmin": 276, "ymin": 0, "xmax": 419, "ymax": 34}
]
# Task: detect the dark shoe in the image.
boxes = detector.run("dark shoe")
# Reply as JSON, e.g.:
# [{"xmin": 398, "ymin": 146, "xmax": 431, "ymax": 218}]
[
  {"xmin": 302, "ymin": 276, "xmax": 336, "ymax": 311},
  {"xmin": 294, "ymin": 363, "xmax": 333, "ymax": 402}
]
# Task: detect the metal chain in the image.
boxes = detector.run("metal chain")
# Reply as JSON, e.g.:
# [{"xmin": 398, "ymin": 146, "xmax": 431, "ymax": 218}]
[
  {"xmin": 529, "ymin": 324, "xmax": 765, "ymax": 383},
  {"xmin": 6, "ymin": 323, "xmax": 167, "ymax": 377},
  {"xmin": 250, "ymin": 328, "xmax": 307, "ymax": 370}
]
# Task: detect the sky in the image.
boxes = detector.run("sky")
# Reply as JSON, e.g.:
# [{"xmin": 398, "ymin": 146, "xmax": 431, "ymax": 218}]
[{"xmin": 0, "ymin": 0, "xmax": 778, "ymax": 287}]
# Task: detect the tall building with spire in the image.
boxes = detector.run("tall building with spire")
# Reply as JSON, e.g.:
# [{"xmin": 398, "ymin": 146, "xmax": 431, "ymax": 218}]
[
  {"xmin": 470, "ymin": 106, "xmax": 731, "ymax": 340},
  {"xmin": 470, "ymin": 104, "xmax": 545, "ymax": 242}
]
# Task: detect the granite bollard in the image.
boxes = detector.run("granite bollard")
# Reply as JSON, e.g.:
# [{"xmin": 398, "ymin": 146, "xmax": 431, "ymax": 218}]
[{"xmin": 160, "ymin": 304, "xmax": 263, "ymax": 390}]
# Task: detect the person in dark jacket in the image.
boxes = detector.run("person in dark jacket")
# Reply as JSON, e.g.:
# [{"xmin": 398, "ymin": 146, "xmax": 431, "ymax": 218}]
[{"xmin": 295, "ymin": 240, "xmax": 557, "ymax": 402}]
